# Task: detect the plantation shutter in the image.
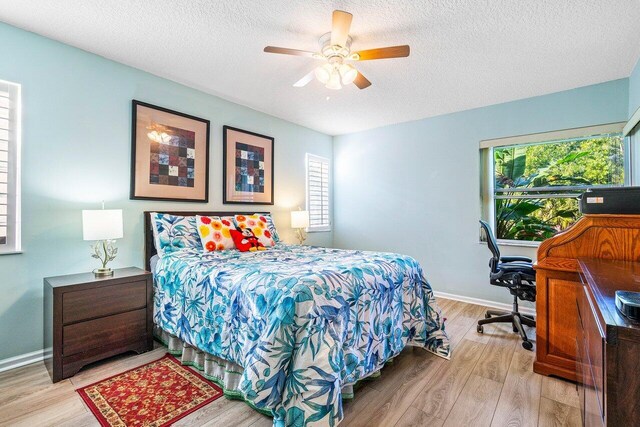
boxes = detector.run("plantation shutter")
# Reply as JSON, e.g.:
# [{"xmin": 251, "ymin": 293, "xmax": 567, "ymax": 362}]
[
  {"xmin": 0, "ymin": 80, "xmax": 20, "ymax": 252},
  {"xmin": 306, "ymin": 154, "xmax": 330, "ymax": 231},
  {"xmin": 0, "ymin": 82, "xmax": 9, "ymax": 245}
]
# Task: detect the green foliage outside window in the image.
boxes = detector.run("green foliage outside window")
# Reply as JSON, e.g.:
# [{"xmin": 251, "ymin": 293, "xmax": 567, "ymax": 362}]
[{"xmin": 493, "ymin": 135, "xmax": 624, "ymax": 241}]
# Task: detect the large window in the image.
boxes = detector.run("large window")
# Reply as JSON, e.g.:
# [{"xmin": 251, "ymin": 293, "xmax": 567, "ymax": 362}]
[
  {"xmin": 306, "ymin": 154, "xmax": 331, "ymax": 232},
  {"xmin": 481, "ymin": 123, "xmax": 628, "ymax": 242},
  {"xmin": 0, "ymin": 79, "xmax": 21, "ymax": 253}
]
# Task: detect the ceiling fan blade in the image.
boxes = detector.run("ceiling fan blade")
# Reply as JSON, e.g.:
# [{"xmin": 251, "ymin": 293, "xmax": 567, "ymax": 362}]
[
  {"xmin": 264, "ymin": 46, "xmax": 318, "ymax": 58},
  {"xmin": 293, "ymin": 70, "xmax": 316, "ymax": 87},
  {"xmin": 331, "ymin": 10, "xmax": 353, "ymax": 47},
  {"xmin": 353, "ymin": 72, "xmax": 372, "ymax": 89},
  {"xmin": 352, "ymin": 45, "xmax": 410, "ymax": 61}
]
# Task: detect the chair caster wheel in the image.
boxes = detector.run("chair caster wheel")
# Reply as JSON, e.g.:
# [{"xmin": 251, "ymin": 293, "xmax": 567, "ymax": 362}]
[
  {"xmin": 477, "ymin": 325, "xmax": 484, "ymax": 333},
  {"xmin": 485, "ymin": 313, "xmax": 491, "ymax": 319},
  {"xmin": 522, "ymin": 341, "xmax": 533, "ymax": 351}
]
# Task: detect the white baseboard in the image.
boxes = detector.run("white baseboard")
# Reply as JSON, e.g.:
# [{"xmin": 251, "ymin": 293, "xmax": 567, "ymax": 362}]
[
  {"xmin": 0, "ymin": 292, "xmax": 531, "ymax": 374},
  {"xmin": 0, "ymin": 348, "xmax": 52, "ymax": 373},
  {"xmin": 433, "ymin": 291, "xmax": 536, "ymax": 316}
]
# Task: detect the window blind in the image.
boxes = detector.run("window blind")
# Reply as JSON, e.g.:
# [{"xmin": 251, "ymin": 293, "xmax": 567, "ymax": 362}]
[
  {"xmin": 306, "ymin": 154, "xmax": 330, "ymax": 231},
  {"xmin": 0, "ymin": 79, "xmax": 20, "ymax": 252}
]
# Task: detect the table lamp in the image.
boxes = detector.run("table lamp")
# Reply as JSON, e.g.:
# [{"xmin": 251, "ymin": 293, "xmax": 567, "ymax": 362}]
[
  {"xmin": 82, "ymin": 208, "xmax": 123, "ymax": 277},
  {"xmin": 291, "ymin": 210, "xmax": 309, "ymax": 245}
]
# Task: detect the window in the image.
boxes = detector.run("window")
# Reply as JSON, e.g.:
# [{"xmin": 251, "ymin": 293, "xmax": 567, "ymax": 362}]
[
  {"xmin": 481, "ymin": 123, "xmax": 628, "ymax": 243},
  {"xmin": 0, "ymin": 79, "xmax": 21, "ymax": 253},
  {"xmin": 306, "ymin": 154, "xmax": 331, "ymax": 232}
]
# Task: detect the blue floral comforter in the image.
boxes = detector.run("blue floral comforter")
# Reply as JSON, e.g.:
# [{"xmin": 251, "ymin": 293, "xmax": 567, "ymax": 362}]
[{"xmin": 153, "ymin": 244, "xmax": 449, "ymax": 426}]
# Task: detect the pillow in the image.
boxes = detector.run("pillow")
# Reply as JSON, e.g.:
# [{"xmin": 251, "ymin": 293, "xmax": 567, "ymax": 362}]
[
  {"xmin": 196, "ymin": 215, "xmax": 236, "ymax": 252},
  {"xmin": 151, "ymin": 212, "xmax": 202, "ymax": 257},
  {"xmin": 229, "ymin": 227, "xmax": 268, "ymax": 252},
  {"xmin": 261, "ymin": 214, "xmax": 281, "ymax": 243},
  {"xmin": 234, "ymin": 214, "xmax": 276, "ymax": 248}
]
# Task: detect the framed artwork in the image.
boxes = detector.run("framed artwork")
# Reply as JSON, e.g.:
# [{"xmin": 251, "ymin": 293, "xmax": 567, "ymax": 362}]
[
  {"xmin": 223, "ymin": 125, "xmax": 274, "ymax": 205},
  {"xmin": 130, "ymin": 100, "xmax": 210, "ymax": 202}
]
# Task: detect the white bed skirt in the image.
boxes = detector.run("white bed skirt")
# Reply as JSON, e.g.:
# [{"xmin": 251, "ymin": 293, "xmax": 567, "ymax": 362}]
[{"xmin": 154, "ymin": 326, "xmax": 380, "ymax": 415}]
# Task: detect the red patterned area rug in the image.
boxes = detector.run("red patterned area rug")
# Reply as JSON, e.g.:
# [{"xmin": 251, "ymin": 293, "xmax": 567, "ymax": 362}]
[{"xmin": 76, "ymin": 354, "xmax": 223, "ymax": 427}]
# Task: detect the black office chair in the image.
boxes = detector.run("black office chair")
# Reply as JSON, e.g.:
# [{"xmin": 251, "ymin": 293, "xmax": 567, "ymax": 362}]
[{"xmin": 478, "ymin": 220, "xmax": 536, "ymax": 350}]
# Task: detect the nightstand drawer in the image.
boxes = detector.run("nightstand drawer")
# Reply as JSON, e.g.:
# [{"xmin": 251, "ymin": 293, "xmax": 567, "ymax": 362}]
[
  {"xmin": 63, "ymin": 308, "xmax": 147, "ymax": 356},
  {"xmin": 63, "ymin": 280, "xmax": 147, "ymax": 324}
]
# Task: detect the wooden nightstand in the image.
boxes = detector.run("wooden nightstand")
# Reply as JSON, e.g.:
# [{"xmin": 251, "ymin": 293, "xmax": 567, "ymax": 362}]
[{"xmin": 44, "ymin": 267, "xmax": 153, "ymax": 383}]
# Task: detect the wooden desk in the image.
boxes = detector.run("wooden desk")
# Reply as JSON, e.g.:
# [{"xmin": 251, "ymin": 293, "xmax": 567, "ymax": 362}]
[
  {"xmin": 576, "ymin": 258, "xmax": 640, "ymax": 426},
  {"xmin": 534, "ymin": 214, "xmax": 640, "ymax": 381}
]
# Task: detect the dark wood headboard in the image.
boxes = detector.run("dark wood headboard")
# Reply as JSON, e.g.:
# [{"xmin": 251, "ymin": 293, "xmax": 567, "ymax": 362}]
[{"xmin": 144, "ymin": 211, "xmax": 270, "ymax": 271}]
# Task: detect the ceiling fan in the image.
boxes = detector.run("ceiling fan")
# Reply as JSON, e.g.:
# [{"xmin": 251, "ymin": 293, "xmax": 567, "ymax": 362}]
[{"xmin": 264, "ymin": 10, "xmax": 410, "ymax": 90}]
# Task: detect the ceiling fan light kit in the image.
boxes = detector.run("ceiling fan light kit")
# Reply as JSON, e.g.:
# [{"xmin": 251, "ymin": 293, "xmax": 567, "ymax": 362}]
[
  {"xmin": 314, "ymin": 55, "xmax": 358, "ymax": 90},
  {"xmin": 264, "ymin": 10, "xmax": 410, "ymax": 90}
]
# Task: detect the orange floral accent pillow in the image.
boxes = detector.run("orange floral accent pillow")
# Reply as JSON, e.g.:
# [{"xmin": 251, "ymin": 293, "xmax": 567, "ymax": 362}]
[
  {"xmin": 196, "ymin": 215, "xmax": 236, "ymax": 251},
  {"xmin": 234, "ymin": 214, "xmax": 275, "ymax": 248}
]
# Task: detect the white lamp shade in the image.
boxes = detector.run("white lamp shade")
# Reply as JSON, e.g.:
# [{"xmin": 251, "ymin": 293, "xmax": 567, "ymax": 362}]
[
  {"xmin": 82, "ymin": 209, "xmax": 124, "ymax": 241},
  {"xmin": 339, "ymin": 64, "xmax": 358, "ymax": 85},
  {"xmin": 325, "ymin": 70, "xmax": 342, "ymax": 90},
  {"xmin": 314, "ymin": 64, "xmax": 333, "ymax": 84},
  {"xmin": 291, "ymin": 210, "xmax": 310, "ymax": 229}
]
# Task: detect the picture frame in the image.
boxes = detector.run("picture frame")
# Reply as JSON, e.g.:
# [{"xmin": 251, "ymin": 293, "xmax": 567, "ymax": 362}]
[
  {"xmin": 223, "ymin": 125, "xmax": 274, "ymax": 205},
  {"xmin": 130, "ymin": 100, "xmax": 210, "ymax": 202}
]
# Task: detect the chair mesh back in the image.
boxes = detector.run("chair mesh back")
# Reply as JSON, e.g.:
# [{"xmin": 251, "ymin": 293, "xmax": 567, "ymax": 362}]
[{"xmin": 479, "ymin": 220, "xmax": 500, "ymax": 269}]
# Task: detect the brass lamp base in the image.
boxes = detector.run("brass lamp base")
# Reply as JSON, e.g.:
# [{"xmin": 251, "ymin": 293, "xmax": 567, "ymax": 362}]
[
  {"xmin": 93, "ymin": 268, "xmax": 114, "ymax": 277},
  {"xmin": 89, "ymin": 239, "xmax": 118, "ymax": 278},
  {"xmin": 295, "ymin": 228, "xmax": 307, "ymax": 245}
]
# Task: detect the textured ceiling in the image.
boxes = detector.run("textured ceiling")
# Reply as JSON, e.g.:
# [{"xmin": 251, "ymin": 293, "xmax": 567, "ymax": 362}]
[{"xmin": 1, "ymin": 0, "xmax": 640, "ymax": 135}]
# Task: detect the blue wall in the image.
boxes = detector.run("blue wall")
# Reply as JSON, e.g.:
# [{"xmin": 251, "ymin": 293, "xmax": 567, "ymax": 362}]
[
  {"xmin": 0, "ymin": 23, "xmax": 333, "ymax": 361},
  {"xmin": 0, "ymin": 19, "xmax": 636, "ymax": 363},
  {"xmin": 333, "ymin": 79, "xmax": 629, "ymax": 306}
]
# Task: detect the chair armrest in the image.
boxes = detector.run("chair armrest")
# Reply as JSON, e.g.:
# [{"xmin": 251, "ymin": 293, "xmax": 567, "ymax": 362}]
[{"xmin": 500, "ymin": 256, "xmax": 533, "ymax": 263}]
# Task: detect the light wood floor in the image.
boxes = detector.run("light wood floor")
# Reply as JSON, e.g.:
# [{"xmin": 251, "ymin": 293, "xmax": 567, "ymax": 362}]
[{"xmin": 0, "ymin": 298, "xmax": 581, "ymax": 427}]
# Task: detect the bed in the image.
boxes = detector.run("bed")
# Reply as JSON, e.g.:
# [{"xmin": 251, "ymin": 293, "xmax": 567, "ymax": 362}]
[{"xmin": 145, "ymin": 211, "xmax": 450, "ymax": 426}]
